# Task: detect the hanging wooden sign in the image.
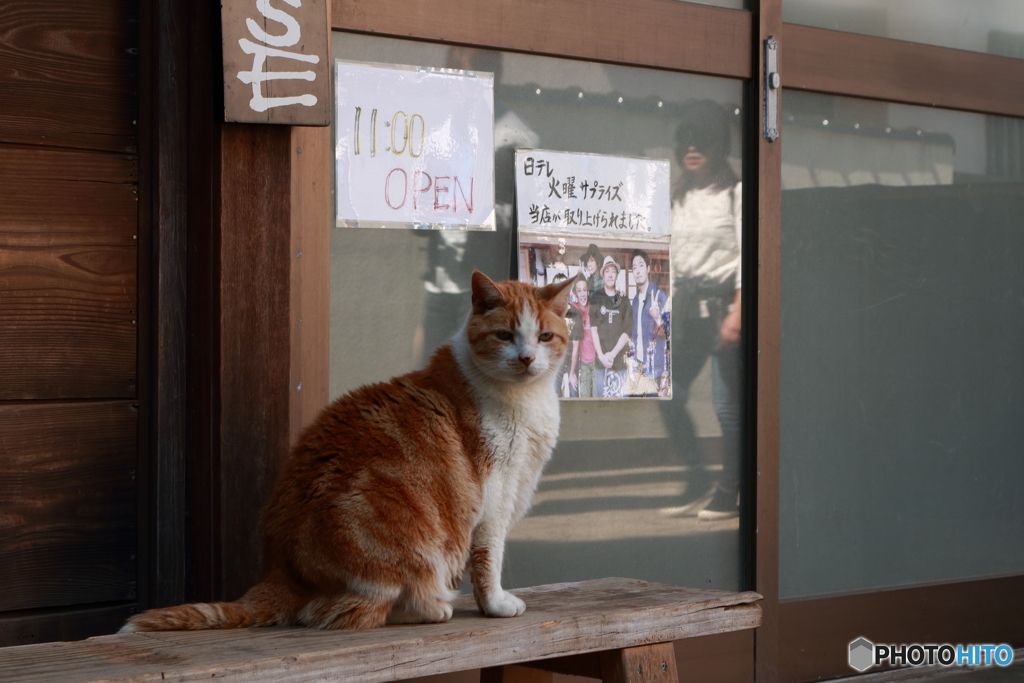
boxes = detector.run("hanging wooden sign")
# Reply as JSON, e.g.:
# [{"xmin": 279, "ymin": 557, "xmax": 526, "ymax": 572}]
[{"xmin": 221, "ymin": 0, "xmax": 331, "ymax": 125}]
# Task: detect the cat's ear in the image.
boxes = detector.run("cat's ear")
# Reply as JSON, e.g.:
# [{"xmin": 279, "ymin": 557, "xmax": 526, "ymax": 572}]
[
  {"xmin": 471, "ymin": 270, "xmax": 507, "ymax": 314},
  {"xmin": 538, "ymin": 273, "xmax": 579, "ymax": 317}
]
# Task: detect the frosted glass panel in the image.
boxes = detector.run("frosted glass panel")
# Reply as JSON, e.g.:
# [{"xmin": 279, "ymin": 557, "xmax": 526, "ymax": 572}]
[
  {"xmin": 330, "ymin": 32, "xmax": 748, "ymax": 591},
  {"xmin": 784, "ymin": 0, "xmax": 1024, "ymax": 58},
  {"xmin": 780, "ymin": 91, "xmax": 1024, "ymax": 599}
]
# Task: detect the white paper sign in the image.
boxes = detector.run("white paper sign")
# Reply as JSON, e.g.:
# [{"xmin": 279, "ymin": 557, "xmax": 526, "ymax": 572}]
[
  {"xmin": 515, "ymin": 149, "xmax": 670, "ymax": 237},
  {"xmin": 335, "ymin": 61, "xmax": 495, "ymax": 230}
]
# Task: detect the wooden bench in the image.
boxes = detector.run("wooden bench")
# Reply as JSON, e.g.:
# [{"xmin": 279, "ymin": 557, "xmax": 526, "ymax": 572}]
[{"xmin": 1, "ymin": 578, "xmax": 762, "ymax": 683}]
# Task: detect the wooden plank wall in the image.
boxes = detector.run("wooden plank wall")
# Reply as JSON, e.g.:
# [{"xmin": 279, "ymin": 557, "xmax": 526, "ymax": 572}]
[{"xmin": 0, "ymin": 0, "xmax": 140, "ymax": 646}]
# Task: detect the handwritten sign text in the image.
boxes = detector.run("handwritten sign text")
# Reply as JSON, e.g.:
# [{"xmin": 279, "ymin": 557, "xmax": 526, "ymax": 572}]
[
  {"xmin": 335, "ymin": 62, "xmax": 494, "ymax": 230},
  {"xmin": 515, "ymin": 150, "xmax": 669, "ymax": 237}
]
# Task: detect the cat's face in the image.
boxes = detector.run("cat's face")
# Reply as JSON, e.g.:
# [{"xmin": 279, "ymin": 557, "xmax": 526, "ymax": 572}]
[{"xmin": 465, "ymin": 271, "xmax": 575, "ymax": 384}]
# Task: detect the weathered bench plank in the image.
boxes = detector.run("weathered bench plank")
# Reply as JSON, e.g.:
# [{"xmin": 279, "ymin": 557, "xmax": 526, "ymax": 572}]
[{"xmin": 1, "ymin": 578, "xmax": 762, "ymax": 683}]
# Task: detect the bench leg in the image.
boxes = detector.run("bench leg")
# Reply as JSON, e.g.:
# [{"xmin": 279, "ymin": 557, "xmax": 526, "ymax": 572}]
[
  {"xmin": 480, "ymin": 664, "xmax": 554, "ymax": 683},
  {"xmin": 598, "ymin": 642, "xmax": 678, "ymax": 683}
]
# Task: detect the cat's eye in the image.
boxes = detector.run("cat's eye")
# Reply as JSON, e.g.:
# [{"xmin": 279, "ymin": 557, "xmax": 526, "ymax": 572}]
[
  {"xmin": 538, "ymin": 332, "xmax": 554, "ymax": 342},
  {"xmin": 495, "ymin": 330, "xmax": 514, "ymax": 341}
]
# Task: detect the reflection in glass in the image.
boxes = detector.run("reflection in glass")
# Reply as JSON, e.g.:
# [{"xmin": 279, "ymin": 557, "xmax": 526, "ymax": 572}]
[
  {"xmin": 780, "ymin": 91, "xmax": 1024, "ymax": 599},
  {"xmin": 784, "ymin": 0, "xmax": 1024, "ymax": 58},
  {"xmin": 331, "ymin": 33, "xmax": 747, "ymax": 591},
  {"xmin": 665, "ymin": 100, "xmax": 744, "ymax": 521}
]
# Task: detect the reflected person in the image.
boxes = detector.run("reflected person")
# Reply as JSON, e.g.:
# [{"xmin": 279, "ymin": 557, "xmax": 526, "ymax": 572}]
[
  {"xmin": 590, "ymin": 256, "xmax": 633, "ymax": 398},
  {"xmin": 667, "ymin": 100, "xmax": 743, "ymax": 520},
  {"xmin": 416, "ymin": 46, "xmax": 527, "ymax": 362}
]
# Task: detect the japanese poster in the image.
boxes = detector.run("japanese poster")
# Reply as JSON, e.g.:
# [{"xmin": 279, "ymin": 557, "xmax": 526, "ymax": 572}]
[
  {"xmin": 335, "ymin": 61, "xmax": 495, "ymax": 230},
  {"xmin": 515, "ymin": 150, "xmax": 670, "ymax": 238},
  {"xmin": 515, "ymin": 150, "xmax": 672, "ymax": 400}
]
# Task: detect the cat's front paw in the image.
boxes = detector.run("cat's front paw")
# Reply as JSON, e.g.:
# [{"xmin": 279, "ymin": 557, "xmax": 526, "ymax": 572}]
[{"xmin": 482, "ymin": 591, "xmax": 526, "ymax": 618}]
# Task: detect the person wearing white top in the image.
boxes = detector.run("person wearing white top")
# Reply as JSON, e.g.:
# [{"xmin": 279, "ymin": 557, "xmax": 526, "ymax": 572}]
[{"xmin": 665, "ymin": 100, "xmax": 743, "ymax": 520}]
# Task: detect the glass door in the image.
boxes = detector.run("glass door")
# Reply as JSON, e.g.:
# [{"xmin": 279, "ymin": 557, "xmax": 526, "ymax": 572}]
[
  {"xmin": 317, "ymin": 2, "xmax": 766, "ymax": 681},
  {"xmin": 775, "ymin": 2, "xmax": 1024, "ymax": 680},
  {"xmin": 330, "ymin": 32, "xmax": 750, "ymax": 593}
]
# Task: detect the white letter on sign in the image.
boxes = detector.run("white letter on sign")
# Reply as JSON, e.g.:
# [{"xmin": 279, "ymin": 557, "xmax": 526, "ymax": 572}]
[
  {"xmin": 246, "ymin": 0, "xmax": 301, "ymax": 47},
  {"xmin": 237, "ymin": 0, "xmax": 320, "ymax": 113}
]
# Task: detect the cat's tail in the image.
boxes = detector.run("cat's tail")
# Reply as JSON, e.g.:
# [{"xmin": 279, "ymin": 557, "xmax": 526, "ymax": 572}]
[{"xmin": 118, "ymin": 580, "xmax": 297, "ymax": 633}]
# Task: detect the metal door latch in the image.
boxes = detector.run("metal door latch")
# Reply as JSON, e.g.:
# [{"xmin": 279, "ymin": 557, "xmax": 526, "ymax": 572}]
[{"xmin": 764, "ymin": 36, "xmax": 780, "ymax": 141}]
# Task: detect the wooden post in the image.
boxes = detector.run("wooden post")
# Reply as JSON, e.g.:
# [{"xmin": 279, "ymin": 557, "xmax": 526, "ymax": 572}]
[{"xmin": 599, "ymin": 642, "xmax": 678, "ymax": 683}]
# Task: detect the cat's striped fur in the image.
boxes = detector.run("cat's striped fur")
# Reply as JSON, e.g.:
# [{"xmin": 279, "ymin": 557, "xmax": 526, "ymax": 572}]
[{"xmin": 121, "ymin": 271, "xmax": 576, "ymax": 632}]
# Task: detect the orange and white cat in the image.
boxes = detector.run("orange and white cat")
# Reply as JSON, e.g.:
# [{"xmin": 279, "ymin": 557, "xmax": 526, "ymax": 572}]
[{"xmin": 121, "ymin": 270, "xmax": 576, "ymax": 632}]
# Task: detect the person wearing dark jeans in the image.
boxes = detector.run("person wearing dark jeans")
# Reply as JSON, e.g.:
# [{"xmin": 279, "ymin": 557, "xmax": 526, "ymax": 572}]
[{"xmin": 665, "ymin": 99, "xmax": 744, "ymax": 519}]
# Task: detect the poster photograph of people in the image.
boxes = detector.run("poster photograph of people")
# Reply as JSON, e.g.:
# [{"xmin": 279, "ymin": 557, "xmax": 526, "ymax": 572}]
[
  {"xmin": 518, "ymin": 236, "xmax": 672, "ymax": 400},
  {"xmin": 515, "ymin": 149, "xmax": 673, "ymax": 400}
]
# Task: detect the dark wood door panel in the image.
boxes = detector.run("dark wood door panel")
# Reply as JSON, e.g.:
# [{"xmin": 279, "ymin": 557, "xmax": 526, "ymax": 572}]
[
  {"xmin": 0, "ymin": 144, "xmax": 137, "ymax": 248},
  {"xmin": 0, "ymin": 400, "xmax": 137, "ymax": 612},
  {"xmin": 0, "ymin": 603, "xmax": 136, "ymax": 647},
  {"xmin": 0, "ymin": 244, "xmax": 137, "ymax": 400},
  {"xmin": 0, "ymin": 0, "xmax": 137, "ymax": 153},
  {"xmin": 779, "ymin": 575, "xmax": 1024, "ymax": 682}
]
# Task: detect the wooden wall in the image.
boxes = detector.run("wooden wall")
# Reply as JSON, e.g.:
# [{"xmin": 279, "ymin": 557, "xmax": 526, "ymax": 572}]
[{"xmin": 0, "ymin": 0, "xmax": 140, "ymax": 645}]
